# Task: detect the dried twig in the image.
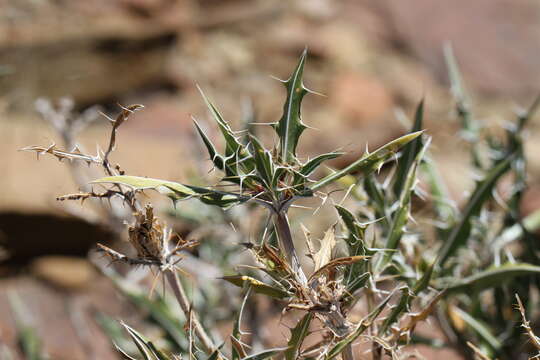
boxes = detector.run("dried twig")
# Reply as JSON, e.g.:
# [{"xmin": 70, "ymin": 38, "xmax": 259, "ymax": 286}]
[{"xmin": 515, "ymin": 294, "xmax": 540, "ymax": 356}]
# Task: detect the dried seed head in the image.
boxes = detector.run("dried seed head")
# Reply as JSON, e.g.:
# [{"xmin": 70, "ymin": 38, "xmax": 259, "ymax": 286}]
[{"xmin": 128, "ymin": 205, "xmax": 165, "ymax": 262}]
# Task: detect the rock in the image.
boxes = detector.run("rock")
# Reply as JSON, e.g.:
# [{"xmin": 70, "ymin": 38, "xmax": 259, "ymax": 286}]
[
  {"xmin": 0, "ymin": 0, "xmax": 192, "ymax": 111},
  {"xmin": 330, "ymin": 71, "xmax": 393, "ymax": 123},
  {"xmin": 378, "ymin": 0, "xmax": 540, "ymax": 97},
  {"xmin": 30, "ymin": 256, "xmax": 97, "ymax": 290}
]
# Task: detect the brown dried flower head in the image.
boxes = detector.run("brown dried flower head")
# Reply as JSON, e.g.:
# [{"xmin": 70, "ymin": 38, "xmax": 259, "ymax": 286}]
[{"xmin": 128, "ymin": 205, "xmax": 165, "ymax": 262}]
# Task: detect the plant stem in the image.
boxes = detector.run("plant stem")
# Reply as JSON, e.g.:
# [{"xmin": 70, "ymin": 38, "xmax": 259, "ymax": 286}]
[
  {"xmin": 274, "ymin": 211, "xmax": 307, "ymax": 284},
  {"xmin": 164, "ymin": 269, "xmax": 216, "ymax": 354},
  {"xmin": 342, "ymin": 343, "xmax": 355, "ymax": 360}
]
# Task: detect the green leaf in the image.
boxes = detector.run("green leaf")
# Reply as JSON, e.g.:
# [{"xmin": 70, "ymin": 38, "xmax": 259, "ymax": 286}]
[
  {"xmin": 441, "ymin": 263, "xmax": 540, "ymax": 294},
  {"xmin": 363, "ymin": 175, "xmax": 389, "ymax": 228},
  {"xmin": 444, "ymin": 44, "xmax": 470, "ymax": 114},
  {"xmin": 222, "ymin": 275, "xmax": 290, "ymax": 299},
  {"xmin": 193, "ymin": 119, "xmax": 225, "ymax": 171},
  {"xmin": 285, "ymin": 313, "xmax": 313, "ymax": 360},
  {"xmin": 335, "ymin": 205, "xmax": 370, "ymax": 288},
  {"xmin": 437, "ymin": 155, "xmax": 515, "ymax": 267},
  {"xmin": 121, "ymin": 322, "xmax": 172, "ymax": 360},
  {"xmin": 412, "ymin": 262, "xmax": 435, "ymax": 295},
  {"xmin": 393, "ymin": 99, "xmax": 425, "ymax": 198},
  {"xmin": 275, "ymin": 49, "xmax": 309, "ymax": 163},
  {"xmin": 92, "ymin": 176, "xmax": 248, "ymax": 208},
  {"xmin": 421, "ymin": 157, "xmax": 456, "ymax": 226},
  {"xmin": 311, "ymin": 131, "xmax": 423, "ymax": 191},
  {"xmin": 325, "ymin": 292, "xmax": 392, "ymax": 360},
  {"xmin": 517, "ymin": 94, "xmax": 540, "ymax": 131},
  {"xmin": 344, "ymin": 272, "xmax": 370, "ymax": 296},
  {"xmin": 449, "ymin": 306, "xmax": 502, "ymax": 353},
  {"xmin": 494, "ymin": 208, "xmax": 540, "ymax": 247},
  {"xmin": 335, "ymin": 206, "xmax": 368, "ymax": 254},
  {"xmin": 115, "ymin": 345, "xmax": 138, "ymax": 360},
  {"xmin": 242, "ymin": 348, "xmax": 288, "ymax": 360},
  {"xmin": 196, "ymin": 87, "xmax": 257, "ymax": 188},
  {"xmin": 197, "ymin": 85, "xmax": 248, "ymax": 159},
  {"xmin": 444, "ymin": 44, "xmax": 482, "ymax": 168},
  {"xmin": 378, "ymin": 139, "xmax": 429, "ymax": 271},
  {"xmin": 249, "ymin": 135, "xmax": 274, "ymax": 188},
  {"xmin": 378, "ymin": 287, "xmax": 411, "ymax": 335},
  {"xmin": 8, "ymin": 292, "xmax": 45, "ymax": 360},
  {"xmin": 121, "ymin": 291, "xmax": 188, "ymax": 351},
  {"xmin": 299, "ymin": 152, "xmax": 344, "ymax": 178}
]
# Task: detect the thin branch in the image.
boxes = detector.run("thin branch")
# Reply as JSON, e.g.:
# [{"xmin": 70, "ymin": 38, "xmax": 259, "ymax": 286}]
[{"xmin": 164, "ymin": 269, "xmax": 216, "ymax": 354}]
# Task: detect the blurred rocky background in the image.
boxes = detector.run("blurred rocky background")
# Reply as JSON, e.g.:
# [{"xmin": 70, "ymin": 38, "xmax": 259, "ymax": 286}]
[{"xmin": 1, "ymin": 0, "xmax": 539, "ymax": 358}]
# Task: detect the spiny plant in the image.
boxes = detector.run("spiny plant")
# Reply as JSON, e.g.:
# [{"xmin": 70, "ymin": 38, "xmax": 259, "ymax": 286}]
[
  {"xmin": 23, "ymin": 49, "xmax": 428, "ymax": 359},
  {"xmin": 335, "ymin": 45, "xmax": 540, "ymax": 359},
  {"xmin": 84, "ymin": 49, "xmax": 429, "ymax": 359},
  {"xmin": 20, "ymin": 48, "xmax": 540, "ymax": 360}
]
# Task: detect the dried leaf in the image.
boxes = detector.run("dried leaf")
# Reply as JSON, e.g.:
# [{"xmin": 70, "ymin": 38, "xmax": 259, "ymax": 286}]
[{"xmin": 313, "ymin": 227, "xmax": 336, "ymax": 272}]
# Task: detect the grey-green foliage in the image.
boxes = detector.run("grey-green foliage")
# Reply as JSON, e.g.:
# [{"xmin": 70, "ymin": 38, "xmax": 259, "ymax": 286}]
[
  {"xmin": 88, "ymin": 50, "xmax": 426, "ymax": 360},
  {"xmin": 8, "ymin": 293, "xmax": 46, "ymax": 360},
  {"xmin": 333, "ymin": 47, "xmax": 540, "ymax": 356},
  {"xmin": 93, "ymin": 51, "xmax": 421, "ymax": 214},
  {"xmin": 335, "ymin": 45, "xmax": 540, "ymax": 359},
  {"xmin": 41, "ymin": 48, "xmax": 540, "ymax": 360}
]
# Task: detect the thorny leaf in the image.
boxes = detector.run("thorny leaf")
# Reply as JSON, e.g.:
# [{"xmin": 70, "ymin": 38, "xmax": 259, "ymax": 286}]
[
  {"xmin": 197, "ymin": 85, "xmax": 249, "ymax": 160},
  {"xmin": 421, "ymin": 157, "xmax": 456, "ymax": 226},
  {"xmin": 293, "ymin": 152, "xmax": 344, "ymax": 187},
  {"xmin": 343, "ymin": 272, "xmax": 370, "ymax": 297},
  {"xmin": 412, "ymin": 262, "xmax": 435, "ymax": 295},
  {"xmin": 441, "ymin": 263, "xmax": 540, "ymax": 294},
  {"xmin": 444, "ymin": 44, "xmax": 482, "ymax": 169},
  {"xmin": 120, "ymin": 321, "xmax": 172, "ymax": 360},
  {"xmin": 285, "ymin": 313, "xmax": 313, "ymax": 360},
  {"xmin": 393, "ymin": 99, "xmax": 425, "ymax": 199},
  {"xmin": 249, "ymin": 134, "xmax": 275, "ymax": 189},
  {"xmin": 437, "ymin": 154, "xmax": 515, "ymax": 267},
  {"xmin": 378, "ymin": 287, "xmax": 411, "ymax": 336},
  {"xmin": 299, "ymin": 152, "xmax": 344, "ymax": 177},
  {"xmin": 241, "ymin": 347, "xmax": 288, "ymax": 360},
  {"xmin": 311, "ymin": 131, "xmax": 424, "ymax": 191},
  {"xmin": 193, "ymin": 119, "xmax": 226, "ymax": 171},
  {"xmin": 335, "ymin": 205, "xmax": 370, "ymax": 290},
  {"xmin": 363, "ymin": 174, "xmax": 389, "ymax": 228},
  {"xmin": 399, "ymin": 291, "xmax": 444, "ymax": 334},
  {"xmin": 275, "ymin": 48, "xmax": 309, "ymax": 163},
  {"xmin": 334, "ymin": 205, "xmax": 367, "ymax": 255},
  {"xmin": 448, "ymin": 306, "xmax": 502, "ymax": 353},
  {"xmin": 222, "ymin": 275, "xmax": 290, "ymax": 299},
  {"xmin": 378, "ymin": 139, "xmax": 429, "ymax": 271},
  {"xmin": 92, "ymin": 175, "xmax": 249, "ymax": 208}
]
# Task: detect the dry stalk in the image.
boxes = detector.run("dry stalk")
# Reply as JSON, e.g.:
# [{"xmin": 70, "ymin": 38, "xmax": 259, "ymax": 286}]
[{"xmin": 515, "ymin": 294, "xmax": 540, "ymax": 358}]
